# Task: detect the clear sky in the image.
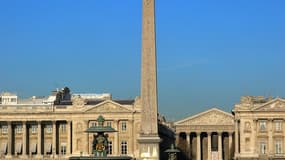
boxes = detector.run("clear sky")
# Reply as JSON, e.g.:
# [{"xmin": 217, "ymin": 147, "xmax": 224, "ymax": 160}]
[{"xmin": 0, "ymin": 0, "xmax": 284, "ymax": 121}]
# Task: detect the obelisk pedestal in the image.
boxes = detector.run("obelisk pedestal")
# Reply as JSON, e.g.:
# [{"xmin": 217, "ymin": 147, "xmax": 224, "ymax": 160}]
[{"xmin": 138, "ymin": 0, "xmax": 161, "ymax": 159}]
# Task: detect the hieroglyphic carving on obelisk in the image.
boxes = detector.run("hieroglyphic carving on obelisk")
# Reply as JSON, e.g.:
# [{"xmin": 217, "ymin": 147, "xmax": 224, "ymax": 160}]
[{"xmin": 138, "ymin": 0, "xmax": 161, "ymax": 159}]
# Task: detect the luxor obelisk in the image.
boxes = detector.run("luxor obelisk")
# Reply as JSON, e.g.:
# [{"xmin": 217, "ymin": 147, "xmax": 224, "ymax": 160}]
[{"xmin": 138, "ymin": 0, "xmax": 160, "ymax": 159}]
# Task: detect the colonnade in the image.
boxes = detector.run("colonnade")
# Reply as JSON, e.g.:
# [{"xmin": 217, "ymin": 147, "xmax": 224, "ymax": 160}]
[
  {"xmin": 0, "ymin": 120, "xmax": 71, "ymax": 158},
  {"xmin": 177, "ymin": 131, "xmax": 234, "ymax": 160}
]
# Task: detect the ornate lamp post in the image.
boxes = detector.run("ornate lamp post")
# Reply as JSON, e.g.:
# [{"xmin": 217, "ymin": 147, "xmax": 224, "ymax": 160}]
[{"xmin": 164, "ymin": 144, "xmax": 180, "ymax": 160}]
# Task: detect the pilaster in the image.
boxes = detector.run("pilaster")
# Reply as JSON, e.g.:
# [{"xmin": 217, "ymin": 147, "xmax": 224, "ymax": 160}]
[
  {"xmin": 252, "ymin": 119, "xmax": 257, "ymax": 153},
  {"xmin": 114, "ymin": 119, "xmax": 119, "ymax": 155},
  {"xmin": 67, "ymin": 120, "xmax": 71, "ymax": 155},
  {"xmin": 84, "ymin": 120, "xmax": 89, "ymax": 155},
  {"xmin": 268, "ymin": 118, "xmax": 273, "ymax": 155},
  {"xmin": 234, "ymin": 119, "xmax": 239, "ymax": 158}
]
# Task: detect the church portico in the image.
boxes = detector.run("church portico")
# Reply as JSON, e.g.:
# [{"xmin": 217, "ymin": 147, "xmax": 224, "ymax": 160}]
[
  {"xmin": 175, "ymin": 108, "xmax": 235, "ymax": 160},
  {"xmin": 176, "ymin": 131, "xmax": 234, "ymax": 160}
]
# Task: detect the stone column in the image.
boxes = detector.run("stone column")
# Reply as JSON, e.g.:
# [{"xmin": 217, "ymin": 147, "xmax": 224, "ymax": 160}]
[
  {"xmin": 130, "ymin": 119, "xmax": 134, "ymax": 154},
  {"xmin": 37, "ymin": 121, "xmax": 42, "ymax": 157},
  {"xmin": 207, "ymin": 132, "xmax": 212, "ymax": 160},
  {"xmin": 196, "ymin": 132, "xmax": 201, "ymax": 160},
  {"xmin": 218, "ymin": 132, "xmax": 222, "ymax": 160},
  {"xmin": 283, "ymin": 119, "xmax": 285, "ymax": 154},
  {"xmin": 7, "ymin": 121, "xmax": 12, "ymax": 156},
  {"xmin": 67, "ymin": 121, "xmax": 71, "ymax": 155},
  {"xmin": 186, "ymin": 133, "xmax": 191, "ymax": 159},
  {"xmin": 229, "ymin": 132, "xmax": 233, "ymax": 159},
  {"xmin": 175, "ymin": 133, "xmax": 180, "ymax": 147},
  {"xmin": 268, "ymin": 119, "xmax": 273, "ymax": 154},
  {"xmin": 22, "ymin": 121, "xmax": 27, "ymax": 156},
  {"xmin": 234, "ymin": 119, "xmax": 239, "ymax": 157},
  {"xmin": 52, "ymin": 121, "xmax": 56, "ymax": 156}
]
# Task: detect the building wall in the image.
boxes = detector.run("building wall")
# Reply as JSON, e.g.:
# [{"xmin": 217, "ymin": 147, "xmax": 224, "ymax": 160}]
[
  {"xmin": 0, "ymin": 99, "xmax": 142, "ymax": 159},
  {"xmin": 233, "ymin": 96, "xmax": 285, "ymax": 160}
]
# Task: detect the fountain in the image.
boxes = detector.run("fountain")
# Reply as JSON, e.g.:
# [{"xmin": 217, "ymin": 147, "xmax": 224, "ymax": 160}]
[{"xmin": 69, "ymin": 115, "xmax": 132, "ymax": 160}]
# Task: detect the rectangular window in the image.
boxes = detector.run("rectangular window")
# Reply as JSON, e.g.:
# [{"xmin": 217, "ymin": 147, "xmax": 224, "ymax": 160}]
[
  {"xmin": 121, "ymin": 141, "xmax": 127, "ymax": 155},
  {"xmin": 108, "ymin": 141, "xmax": 112, "ymax": 155},
  {"xmin": 46, "ymin": 125, "xmax": 52, "ymax": 133},
  {"xmin": 2, "ymin": 125, "xmax": 8, "ymax": 134},
  {"xmin": 260, "ymin": 141, "xmax": 267, "ymax": 154},
  {"xmin": 61, "ymin": 144, "xmax": 66, "ymax": 155},
  {"xmin": 107, "ymin": 121, "xmax": 112, "ymax": 127},
  {"xmin": 61, "ymin": 124, "xmax": 66, "ymax": 133},
  {"xmin": 275, "ymin": 121, "xmax": 282, "ymax": 131},
  {"xmin": 16, "ymin": 125, "xmax": 22, "ymax": 134},
  {"xmin": 275, "ymin": 141, "xmax": 282, "ymax": 154},
  {"xmin": 91, "ymin": 122, "xmax": 97, "ymax": 127},
  {"xmin": 259, "ymin": 121, "xmax": 266, "ymax": 131},
  {"xmin": 31, "ymin": 125, "xmax": 37, "ymax": 134},
  {"xmin": 10, "ymin": 98, "xmax": 17, "ymax": 102},
  {"xmin": 121, "ymin": 121, "xmax": 127, "ymax": 131}
]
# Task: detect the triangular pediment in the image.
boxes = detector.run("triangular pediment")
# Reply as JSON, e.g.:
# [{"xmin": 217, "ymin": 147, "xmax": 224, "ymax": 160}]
[
  {"xmin": 254, "ymin": 98, "xmax": 285, "ymax": 111},
  {"xmin": 84, "ymin": 100, "xmax": 133, "ymax": 113},
  {"xmin": 175, "ymin": 108, "xmax": 234, "ymax": 126}
]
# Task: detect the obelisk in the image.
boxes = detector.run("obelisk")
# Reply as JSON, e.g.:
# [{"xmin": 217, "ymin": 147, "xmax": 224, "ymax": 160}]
[{"xmin": 138, "ymin": 0, "xmax": 160, "ymax": 159}]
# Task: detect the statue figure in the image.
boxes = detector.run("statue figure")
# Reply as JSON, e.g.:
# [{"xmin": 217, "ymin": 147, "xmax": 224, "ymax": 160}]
[
  {"xmin": 86, "ymin": 115, "xmax": 116, "ymax": 158},
  {"xmin": 92, "ymin": 133, "xmax": 108, "ymax": 157}
]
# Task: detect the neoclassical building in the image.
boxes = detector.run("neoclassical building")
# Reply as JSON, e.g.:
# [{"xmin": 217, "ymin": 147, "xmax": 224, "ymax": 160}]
[
  {"xmin": 234, "ymin": 96, "xmax": 285, "ymax": 160},
  {"xmin": 175, "ymin": 96, "xmax": 285, "ymax": 160},
  {"xmin": 0, "ymin": 88, "xmax": 174, "ymax": 160},
  {"xmin": 175, "ymin": 108, "xmax": 235, "ymax": 160}
]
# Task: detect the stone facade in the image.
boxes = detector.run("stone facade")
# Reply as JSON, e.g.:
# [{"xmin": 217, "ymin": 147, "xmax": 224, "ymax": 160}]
[
  {"xmin": 234, "ymin": 96, "xmax": 285, "ymax": 160},
  {"xmin": 175, "ymin": 108, "xmax": 235, "ymax": 160},
  {"xmin": 175, "ymin": 96, "xmax": 285, "ymax": 160},
  {"xmin": 0, "ymin": 90, "xmax": 174, "ymax": 160}
]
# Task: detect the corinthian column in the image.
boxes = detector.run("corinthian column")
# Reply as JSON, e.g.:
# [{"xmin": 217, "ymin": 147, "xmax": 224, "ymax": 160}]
[
  {"xmin": 52, "ymin": 121, "xmax": 56, "ymax": 156},
  {"xmin": 218, "ymin": 132, "xmax": 222, "ymax": 160},
  {"xmin": 37, "ymin": 121, "xmax": 42, "ymax": 157},
  {"xmin": 207, "ymin": 132, "xmax": 211, "ymax": 160},
  {"xmin": 229, "ymin": 132, "xmax": 233, "ymax": 159},
  {"xmin": 7, "ymin": 121, "xmax": 12, "ymax": 157},
  {"xmin": 22, "ymin": 121, "xmax": 27, "ymax": 156},
  {"xmin": 196, "ymin": 132, "xmax": 201, "ymax": 160}
]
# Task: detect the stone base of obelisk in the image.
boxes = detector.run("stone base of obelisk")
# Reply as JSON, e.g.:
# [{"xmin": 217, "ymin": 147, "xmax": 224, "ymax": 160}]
[{"xmin": 138, "ymin": 135, "xmax": 161, "ymax": 160}]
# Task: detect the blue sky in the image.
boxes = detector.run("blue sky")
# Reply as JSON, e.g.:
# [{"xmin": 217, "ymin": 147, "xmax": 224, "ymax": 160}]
[{"xmin": 0, "ymin": 0, "xmax": 284, "ymax": 121}]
